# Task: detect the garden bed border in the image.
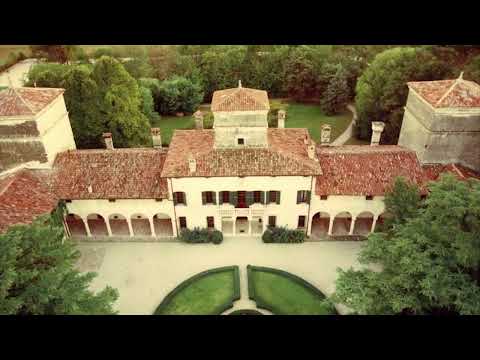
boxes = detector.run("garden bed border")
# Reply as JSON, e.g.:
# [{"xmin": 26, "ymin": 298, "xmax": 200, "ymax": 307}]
[{"xmin": 154, "ymin": 265, "xmax": 240, "ymax": 315}]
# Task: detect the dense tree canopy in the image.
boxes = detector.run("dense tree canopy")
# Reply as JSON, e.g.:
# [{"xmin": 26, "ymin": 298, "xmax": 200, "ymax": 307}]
[
  {"xmin": 355, "ymin": 47, "xmax": 451, "ymax": 144},
  {"xmin": 156, "ymin": 76, "xmax": 204, "ymax": 114},
  {"xmin": 332, "ymin": 175, "xmax": 480, "ymax": 315},
  {"xmin": 0, "ymin": 215, "xmax": 118, "ymax": 315}
]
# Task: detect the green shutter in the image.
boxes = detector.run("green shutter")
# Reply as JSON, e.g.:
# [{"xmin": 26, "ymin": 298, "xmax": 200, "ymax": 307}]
[
  {"xmin": 201, "ymin": 192, "xmax": 206, "ymax": 205},
  {"xmin": 183, "ymin": 192, "xmax": 187, "ymax": 206},
  {"xmin": 307, "ymin": 191, "xmax": 311, "ymax": 204},
  {"xmin": 219, "ymin": 191, "xmax": 224, "ymax": 205},
  {"xmin": 267, "ymin": 191, "xmax": 272, "ymax": 203},
  {"xmin": 246, "ymin": 191, "xmax": 254, "ymax": 206},
  {"xmin": 173, "ymin": 192, "xmax": 178, "ymax": 205},
  {"xmin": 212, "ymin": 192, "xmax": 217, "ymax": 205},
  {"xmin": 276, "ymin": 191, "xmax": 281, "ymax": 205},
  {"xmin": 230, "ymin": 191, "xmax": 237, "ymax": 206},
  {"xmin": 260, "ymin": 191, "xmax": 265, "ymax": 204},
  {"xmin": 296, "ymin": 191, "xmax": 301, "ymax": 204}
]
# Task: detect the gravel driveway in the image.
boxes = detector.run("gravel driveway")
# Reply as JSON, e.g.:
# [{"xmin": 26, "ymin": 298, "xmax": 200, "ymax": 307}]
[{"xmin": 75, "ymin": 237, "xmax": 365, "ymax": 315}]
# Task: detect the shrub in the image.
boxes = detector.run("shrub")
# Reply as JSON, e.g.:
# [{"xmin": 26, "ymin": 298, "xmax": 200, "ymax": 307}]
[
  {"xmin": 156, "ymin": 76, "xmax": 204, "ymax": 114},
  {"xmin": 203, "ymin": 112, "xmax": 214, "ymax": 129},
  {"xmin": 267, "ymin": 100, "xmax": 288, "ymax": 127},
  {"xmin": 93, "ymin": 47, "xmax": 114, "ymax": 59},
  {"xmin": 179, "ymin": 227, "xmax": 223, "ymax": 244},
  {"xmin": 262, "ymin": 226, "xmax": 306, "ymax": 243}
]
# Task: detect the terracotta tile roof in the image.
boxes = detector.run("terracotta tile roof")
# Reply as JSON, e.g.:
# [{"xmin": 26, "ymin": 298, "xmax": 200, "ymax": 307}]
[
  {"xmin": 0, "ymin": 169, "xmax": 58, "ymax": 233},
  {"xmin": 315, "ymin": 145, "xmax": 427, "ymax": 196},
  {"xmin": 422, "ymin": 163, "xmax": 480, "ymax": 182},
  {"xmin": 0, "ymin": 87, "xmax": 64, "ymax": 117},
  {"xmin": 52, "ymin": 148, "xmax": 169, "ymax": 200},
  {"xmin": 161, "ymin": 129, "xmax": 322, "ymax": 178},
  {"xmin": 211, "ymin": 86, "xmax": 270, "ymax": 112},
  {"xmin": 408, "ymin": 78, "xmax": 480, "ymax": 108}
]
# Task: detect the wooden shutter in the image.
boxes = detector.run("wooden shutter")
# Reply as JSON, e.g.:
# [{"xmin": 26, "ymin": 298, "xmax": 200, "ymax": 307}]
[
  {"xmin": 201, "ymin": 192, "xmax": 206, "ymax": 205},
  {"xmin": 230, "ymin": 191, "xmax": 237, "ymax": 206},
  {"xmin": 246, "ymin": 191, "xmax": 254, "ymax": 206},
  {"xmin": 307, "ymin": 191, "xmax": 311, "ymax": 204},
  {"xmin": 212, "ymin": 192, "xmax": 217, "ymax": 205},
  {"xmin": 173, "ymin": 192, "xmax": 178, "ymax": 205},
  {"xmin": 260, "ymin": 191, "xmax": 265, "ymax": 204},
  {"xmin": 183, "ymin": 192, "xmax": 187, "ymax": 206},
  {"xmin": 296, "ymin": 191, "xmax": 301, "ymax": 204},
  {"xmin": 276, "ymin": 191, "xmax": 281, "ymax": 204},
  {"xmin": 219, "ymin": 191, "xmax": 224, "ymax": 205}
]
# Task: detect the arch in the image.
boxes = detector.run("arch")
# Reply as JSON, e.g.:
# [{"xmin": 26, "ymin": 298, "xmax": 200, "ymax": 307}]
[
  {"xmin": 332, "ymin": 211, "xmax": 352, "ymax": 236},
  {"xmin": 353, "ymin": 211, "xmax": 375, "ymax": 235},
  {"xmin": 153, "ymin": 213, "xmax": 173, "ymax": 237},
  {"xmin": 87, "ymin": 213, "xmax": 108, "ymax": 236},
  {"xmin": 65, "ymin": 213, "xmax": 87, "ymax": 236},
  {"xmin": 311, "ymin": 212, "xmax": 330, "ymax": 237},
  {"xmin": 131, "ymin": 213, "xmax": 151, "ymax": 236},
  {"xmin": 109, "ymin": 213, "xmax": 130, "ymax": 236}
]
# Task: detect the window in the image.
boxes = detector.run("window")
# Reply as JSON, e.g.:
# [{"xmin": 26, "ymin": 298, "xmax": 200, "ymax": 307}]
[
  {"xmin": 366, "ymin": 195, "xmax": 373, "ymax": 201},
  {"xmin": 65, "ymin": 200, "xmax": 72, "ymax": 203},
  {"xmin": 320, "ymin": 195, "xmax": 328, "ymax": 200},
  {"xmin": 179, "ymin": 217, "xmax": 187, "ymax": 229},
  {"xmin": 297, "ymin": 190, "xmax": 310, "ymax": 204},
  {"xmin": 109, "ymin": 199, "xmax": 116, "ymax": 202},
  {"xmin": 253, "ymin": 191, "xmax": 261, "ymax": 203},
  {"xmin": 269, "ymin": 191, "xmax": 277, "ymax": 203},
  {"xmin": 174, "ymin": 192, "xmax": 186, "ymax": 205},
  {"xmin": 268, "ymin": 216, "xmax": 276, "ymax": 227},
  {"xmin": 206, "ymin": 191, "xmax": 213, "ymax": 204},
  {"xmin": 237, "ymin": 138, "xmax": 245, "ymax": 145},
  {"xmin": 222, "ymin": 191, "xmax": 230, "ymax": 204},
  {"xmin": 207, "ymin": 216, "xmax": 214, "ymax": 228},
  {"xmin": 297, "ymin": 216, "xmax": 306, "ymax": 228}
]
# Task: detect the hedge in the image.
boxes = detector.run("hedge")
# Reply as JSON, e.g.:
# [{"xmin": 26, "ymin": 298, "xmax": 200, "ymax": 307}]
[
  {"xmin": 179, "ymin": 227, "xmax": 223, "ymax": 244},
  {"xmin": 262, "ymin": 226, "xmax": 305, "ymax": 243},
  {"xmin": 247, "ymin": 265, "xmax": 337, "ymax": 315},
  {"xmin": 154, "ymin": 266, "xmax": 241, "ymax": 315}
]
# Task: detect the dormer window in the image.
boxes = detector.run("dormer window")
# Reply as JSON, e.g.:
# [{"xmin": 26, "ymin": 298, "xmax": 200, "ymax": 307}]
[{"xmin": 237, "ymin": 138, "xmax": 245, "ymax": 145}]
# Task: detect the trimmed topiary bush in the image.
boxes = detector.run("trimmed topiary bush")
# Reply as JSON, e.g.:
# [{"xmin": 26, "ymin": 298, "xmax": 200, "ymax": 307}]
[
  {"xmin": 179, "ymin": 227, "xmax": 223, "ymax": 244},
  {"xmin": 262, "ymin": 226, "xmax": 305, "ymax": 243}
]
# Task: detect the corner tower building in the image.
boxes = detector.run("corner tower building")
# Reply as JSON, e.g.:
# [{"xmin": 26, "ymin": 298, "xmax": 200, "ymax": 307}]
[{"xmin": 398, "ymin": 74, "xmax": 480, "ymax": 172}]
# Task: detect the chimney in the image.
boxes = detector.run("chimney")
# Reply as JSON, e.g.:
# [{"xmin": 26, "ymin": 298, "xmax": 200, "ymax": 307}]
[
  {"xmin": 371, "ymin": 122, "xmax": 385, "ymax": 146},
  {"xmin": 277, "ymin": 110, "xmax": 286, "ymax": 128},
  {"xmin": 321, "ymin": 124, "xmax": 331, "ymax": 146},
  {"xmin": 151, "ymin": 128, "xmax": 162, "ymax": 148},
  {"xmin": 102, "ymin": 132, "xmax": 113, "ymax": 150},
  {"xmin": 307, "ymin": 143, "xmax": 316, "ymax": 160},
  {"xmin": 193, "ymin": 110, "xmax": 204, "ymax": 129},
  {"xmin": 188, "ymin": 154, "xmax": 196, "ymax": 173}
]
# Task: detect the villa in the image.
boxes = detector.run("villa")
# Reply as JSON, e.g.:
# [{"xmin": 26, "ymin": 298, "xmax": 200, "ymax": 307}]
[{"xmin": 1, "ymin": 77, "xmax": 479, "ymax": 239}]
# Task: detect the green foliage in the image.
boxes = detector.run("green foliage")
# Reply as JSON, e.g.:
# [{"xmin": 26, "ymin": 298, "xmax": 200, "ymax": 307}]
[
  {"xmin": 464, "ymin": 55, "xmax": 480, "ymax": 84},
  {"xmin": 29, "ymin": 45, "xmax": 78, "ymax": 64},
  {"xmin": 25, "ymin": 63, "xmax": 71, "ymax": 87},
  {"xmin": 262, "ymin": 226, "xmax": 305, "ymax": 243},
  {"xmin": 93, "ymin": 47, "xmax": 114, "ymax": 59},
  {"xmin": 0, "ymin": 216, "xmax": 118, "ymax": 315},
  {"xmin": 0, "ymin": 51, "xmax": 27, "ymax": 73},
  {"xmin": 332, "ymin": 174, "xmax": 480, "ymax": 315},
  {"xmin": 179, "ymin": 227, "xmax": 223, "ymax": 244},
  {"xmin": 320, "ymin": 65, "xmax": 350, "ymax": 115},
  {"xmin": 383, "ymin": 176, "xmax": 422, "ymax": 229},
  {"xmin": 355, "ymin": 47, "xmax": 451, "ymax": 144},
  {"xmin": 138, "ymin": 86, "xmax": 161, "ymax": 124},
  {"xmin": 156, "ymin": 76, "xmax": 203, "ymax": 114},
  {"xmin": 123, "ymin": 57, "xmax": 154, "ymax": 79},
  {"xmin": 283, "ymin": 47, "xmax": 322, "ymax": 101}
]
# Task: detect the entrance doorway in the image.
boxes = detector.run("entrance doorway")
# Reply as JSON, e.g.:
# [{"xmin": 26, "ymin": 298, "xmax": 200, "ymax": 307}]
[
  {"xmin": 237, "ymin": 191, "xmax": 247, "ymax": 208},
  {"xmin": 235, "ymin": 217, "xmax": 249, "ymax": 234}
]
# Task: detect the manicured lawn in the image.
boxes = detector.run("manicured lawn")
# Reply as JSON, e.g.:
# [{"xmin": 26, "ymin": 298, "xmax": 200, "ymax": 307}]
[
  {"xmin": 152, "ymin": 100, "xmax": 352, "ymax": 145},
  {"xmin": 248, "ymin": 265, "xmax": 337, "ymax": 315},
  {"xmin": 154, "ymin": 266, "xmax": 240, "ymax": 315}
]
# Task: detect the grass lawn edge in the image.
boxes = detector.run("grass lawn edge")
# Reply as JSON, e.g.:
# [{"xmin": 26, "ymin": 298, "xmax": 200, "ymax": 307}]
[
  {"xmin": 154, "ymin": 265, "xmax": 240, "ymax": 315},
  {"xmin": 247, "ymin": 265, "xmax": 338, "ymax": 315}
]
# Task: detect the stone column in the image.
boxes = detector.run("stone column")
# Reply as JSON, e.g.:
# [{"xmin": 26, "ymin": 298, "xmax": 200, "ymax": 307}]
[
  {"xmin": 105, "ymin": 218, "xmax": 112, "ymax": 237},
  {"xmin": 84, "ymin": 218, "xmax": 92, "ymax": 237},
  {"xmin": 127, "ymin": 218, "xmax": 134, "ymax": 237},
  {"xmin": 149, "ymin": 218, "xmax": 156, "ymax": 237},
  {"xmin": 327, "ymin": 217, "xmax": 334, "ymax": 236},
  {"xmin": 349, "ymin": 217, "xmax": 356, "ymax": 235},
  {"xmin": 232, "ymin": 217, "xmax": 236, "ymax": 236},
  {"xmin": 371, "ymin": 216, "xmax": 378, "ymax": 233},
  {"xmin": 171, "ymin": 218, "xmax": 178, "ymax": 238},
  {"xmin": 248, "ymin": 216, "xmax": 252, "ymax": 236}
]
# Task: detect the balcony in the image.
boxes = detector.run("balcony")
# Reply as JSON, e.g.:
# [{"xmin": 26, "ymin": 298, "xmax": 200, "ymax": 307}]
[{"xmin": 218, "ymin": 206, "xmax": 265, "ymax": 218}]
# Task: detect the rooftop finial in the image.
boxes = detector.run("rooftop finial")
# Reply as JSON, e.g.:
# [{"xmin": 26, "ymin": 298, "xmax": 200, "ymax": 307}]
[{"xmin": 238, "ymin": 80, "xmax": 242, "ymax": 88}]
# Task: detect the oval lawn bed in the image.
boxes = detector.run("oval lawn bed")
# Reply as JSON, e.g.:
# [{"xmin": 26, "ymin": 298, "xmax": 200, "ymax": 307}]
[
  {"xmin": 247, "ymin": 265, "xmax": 337, "ymax": 315},
  {"xmin": 154, "ymin": 266, "xmax": 240, "ymax": 315}
]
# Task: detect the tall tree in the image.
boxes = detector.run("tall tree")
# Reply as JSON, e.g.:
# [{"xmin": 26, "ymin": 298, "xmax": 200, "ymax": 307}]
[
  {"xmin": 332, "ymin": 174, "xmax": 480, "ymax": 315},
  {"xmin": 0, "ymin": 215, "xmax": 118, "ymax": 315},
  {"xmin": 29, "ymin": 45, "xmax": 77, "ymax": 64},
  {"xmin": 91, "ymin": 56, "xmax": 152, "ymax": 148},
  {"xmin": 355, "ymin": 47, "xmax": 451, "ymax": 144}
]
